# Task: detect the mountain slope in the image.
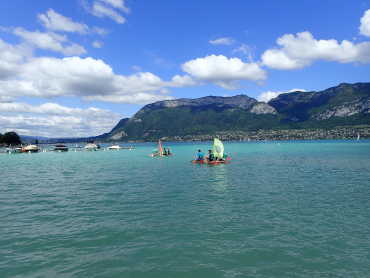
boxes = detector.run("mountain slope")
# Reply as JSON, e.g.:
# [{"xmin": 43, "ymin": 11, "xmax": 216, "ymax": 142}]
[
  {"xmin": 268, "ymin": 82, "xmax": 370, "ymax": 128},
  {"xmin": 101, "ymin": 82, "xmax": 370, "ymax": 141},
  {"xmin": 102, "ymin": 95, "xmax": 279, "ymax": 140}
]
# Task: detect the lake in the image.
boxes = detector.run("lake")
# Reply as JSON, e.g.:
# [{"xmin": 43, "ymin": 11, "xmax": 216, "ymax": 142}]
[{"xmin": 1, "ymin": 140, "xmax": 370, "ymax": 277}]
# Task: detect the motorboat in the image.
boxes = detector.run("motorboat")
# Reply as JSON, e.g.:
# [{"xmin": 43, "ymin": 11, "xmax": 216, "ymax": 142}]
[
  {"xmin": 108, "ymin": 145, "xmax": 122, "ymax": 150},
  {"xmin": 22, "ymin": 145, "xmax": 39, "ymax": 153},
  {"xmin": 84, "ymin": 143, "xmax": 98, "ymax": 151},
  {"xmin": 53, "ymin": 144, "xmax": 68, "ymax": 152}
]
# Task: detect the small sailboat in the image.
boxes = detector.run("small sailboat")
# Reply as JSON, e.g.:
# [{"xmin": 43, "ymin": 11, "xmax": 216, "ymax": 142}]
[
  {"xmin": 357, "ymin": 133, "xmax": 360, "ymax": 141},
  {"xmin": 151, "ymin": 140, "xmax": 164, "ymax": 157},
  {"xmin": 150, "ymin": 140, "xmax": 171, "ymax": 157}
]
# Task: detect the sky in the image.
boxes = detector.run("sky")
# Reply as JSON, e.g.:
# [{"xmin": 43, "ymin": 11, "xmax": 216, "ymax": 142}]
[{"xmin": 0, "ymin": 0, "xmax": 370, "ymax": 137}]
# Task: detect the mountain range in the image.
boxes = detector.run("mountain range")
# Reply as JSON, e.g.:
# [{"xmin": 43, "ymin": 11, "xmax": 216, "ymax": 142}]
[{"xmin": 94, "ymin": 82, "xmax": 369, "ymax": 141}]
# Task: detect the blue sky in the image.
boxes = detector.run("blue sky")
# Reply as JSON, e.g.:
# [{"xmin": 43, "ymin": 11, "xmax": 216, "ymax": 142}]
[{"xmin": 0, "ymin": 0, "xmax": 370, "ymax": 137}]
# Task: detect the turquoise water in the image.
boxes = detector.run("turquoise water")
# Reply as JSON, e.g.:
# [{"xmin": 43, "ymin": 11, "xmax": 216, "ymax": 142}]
[{"xmin": 1, "ymin": 141, "xmax": 370, "ymax": 277}]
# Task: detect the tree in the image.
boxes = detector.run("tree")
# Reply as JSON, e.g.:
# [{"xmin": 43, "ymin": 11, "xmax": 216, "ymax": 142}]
[{"xmin": 1, "ymin": 132, "xmax": 22, "ymax": 146}]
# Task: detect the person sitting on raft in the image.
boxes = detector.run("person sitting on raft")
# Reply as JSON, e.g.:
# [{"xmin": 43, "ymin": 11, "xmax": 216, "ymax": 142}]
[
  {"xmin": 207, "ymin": 149, "xmax": 215, "ymax": 162},
  {"xmin": 196, "ymin": 149, "xmax": 204, "ymax": 161}
]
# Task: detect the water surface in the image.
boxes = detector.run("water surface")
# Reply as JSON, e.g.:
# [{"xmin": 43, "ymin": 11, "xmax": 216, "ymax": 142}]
[{"xmin": 1, "ymin": 141, "xmax": 370, "ymax": 277}]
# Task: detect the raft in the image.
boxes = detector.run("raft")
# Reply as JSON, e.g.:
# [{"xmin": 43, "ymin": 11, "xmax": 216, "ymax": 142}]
[{"xmin": 191, "ymin": 158, "xmax": 231, "ymax": 165}]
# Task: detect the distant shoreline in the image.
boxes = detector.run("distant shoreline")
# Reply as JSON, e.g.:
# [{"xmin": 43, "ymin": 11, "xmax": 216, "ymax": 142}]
[
  {"xmin": 155, "ymin": 126, "xmax": 370, "ymax": 142},
  {"xmin": 16, "ymin": 125, "xmax": 369, "ymax": 144}
]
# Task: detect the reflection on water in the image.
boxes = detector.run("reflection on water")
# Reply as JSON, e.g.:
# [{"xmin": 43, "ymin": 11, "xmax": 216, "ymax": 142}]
[{"xmin": 209, "ymin": 165, "xmax": 229, "ymax": 192}]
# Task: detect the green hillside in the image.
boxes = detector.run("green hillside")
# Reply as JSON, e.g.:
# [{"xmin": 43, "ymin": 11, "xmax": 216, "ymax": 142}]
[{"xmin": 99, "ymin": 82, "xmax": 370, "ymax": 141}]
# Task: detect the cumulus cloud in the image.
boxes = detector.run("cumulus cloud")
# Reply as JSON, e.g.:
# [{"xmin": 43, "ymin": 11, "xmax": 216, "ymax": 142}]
[
  {"xmin": 83, "ymin": 93, "xmax": 173, "ymax": 104},
  {"xmin": 38, "ymin": 9, "xmax": 89, "ymax": 34},
  {"xmin": 13, "ymin": 27, "xmax": 86, "ymax": 56},
  {"xmin": 0, "ymin": 102, "xmax": 123, "ymax": 137},
  {"xmin": 0, "ymin": 52, "xmax": 195, "ymax": 104},
  {"xmin": 360, "ymin": 9, "xmax": 370, "ymax": 37},
  {"xmin": 182, "ymin": 54, "xmax": 267, "ymax": 89},
  {"xmin": 261, "ymin": 31, "xmax": 370, "ymax": 70},
  {"xmin": 169, "ymin": 75, "xmax": 199, "ymax": 87},
  {"xmin": 0, "ymin": 39, "xmax": 30, "ymax": 79},
  {"xmin": 209, "ymin": 37, "xmax": 235, "ymax": 45},
  {"xmin": 258, "ymin": 88, "xmax": 306, "ymax": 102}
]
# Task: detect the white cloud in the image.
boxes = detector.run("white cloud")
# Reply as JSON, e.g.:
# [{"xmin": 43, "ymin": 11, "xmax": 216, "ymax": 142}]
[
  {"xmin": 261, "ymin": 31, "xmax": 370, "ymax": 70},
  {"xmin": 169, "ymin": 75, "xmax": 199, "ymax": 87},
  {"xmin": 0, "ymin": 95, "xmax": 13, "ymax": 102},
  {"xmin": 0, "ymin": 39, "xmax": 30, "ymax": 79},
  {"xmin": 13, "ymin": 27, "xmax": 86, "ymax": 56},
  {"xmin": 38, "ymin": 9, "xmax": 89, "ymax": 34},
  {"xmin": 99, "ymin": 0, "xmax": 130, "ymax": 13},
  {"xmin": 257, "ymin": 88, "xmax": 306, "ymax": 102},
  {"xmin": 182, "ymin": 54, "xmax": 267, "ymax": 89},
  {"xmin": 0, "ymin": 102, "xmax": 122, "ymax": 137},
  {"xmin": 0, "ymin": 53, "xmax": 195, "ymax": 104},
  {"xmin": 360, "ymin": 9, "xmax": 370, "ymax": 37},
  {"xmin": 92, "ymin": 40, "xmax": 103, "ymax": 48},
  {"xmin": 209, "ymin": 37, "xmax": 235, "ymax": 45},
  {"xmin": 83, "ymin": 93, "xmax": 173, "ymax": 104},
  {"xmin": 91, "ymin": 2, "xmax": 126, "ymax": 24}
]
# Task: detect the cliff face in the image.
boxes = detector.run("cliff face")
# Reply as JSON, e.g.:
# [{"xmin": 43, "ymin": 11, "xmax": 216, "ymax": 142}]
[
  {"xmin": 313, "ymin": 99, "xmax": 370, "ymax": 120},
  {"xmin": 268, "ymin": 83, "xmax": 370, "ymax": 122},
  {"xmin": 101, "ymin": 82, "xmax": 370, "ymax": 141},
  {"xmin": 138, "ymin": 95, "xmax": 258, "ymax": 111},
  {"xmin": 133, "ymin": 95, "xmax": 276, "ymax": 119}
]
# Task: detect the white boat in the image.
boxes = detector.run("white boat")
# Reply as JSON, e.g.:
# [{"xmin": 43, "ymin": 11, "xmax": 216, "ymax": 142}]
[
  {"xmin": 357, "ymin": 133, "xmax": 360, "ymax": 141},
  {"xmin": 84, "ymin": 143, "xmax": 98, "ymax": 151},
  {"xmin": 22, "ymin": 145, "xmax": 39, "ymax": 153},
  {"xmin": 108, "ymin": 145, "xmax": 122, "ymax": 150},
  {"xmin": 53, "ymin": 144, "xmax": 68, "ymax": 152}
]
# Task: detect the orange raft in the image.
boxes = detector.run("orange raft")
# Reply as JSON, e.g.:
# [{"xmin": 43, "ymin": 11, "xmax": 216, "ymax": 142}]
[{"xmin": 192, "ymin": 158, "xmax": 231, "ymax": 165}]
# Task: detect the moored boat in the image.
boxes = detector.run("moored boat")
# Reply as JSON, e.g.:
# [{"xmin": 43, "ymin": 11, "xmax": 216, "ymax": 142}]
[
  {"xmin": 53, "ymin": 144, "xmax": 68, "ymax": 152},
  {"xmin": 84, "ymin": 143, "xmax": 98, "ymax": 151},
  {"xmin": 108, "ymin": 145, "xmax": 122, "ymax": 150},
  {"xmin": 22, "ymin": 145, "xmax": 39, "ymax": 153}
]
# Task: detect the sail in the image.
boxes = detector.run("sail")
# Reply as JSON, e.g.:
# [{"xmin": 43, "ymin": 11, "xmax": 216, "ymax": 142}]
[
  {"xmin": 158, "ymin": 140, "xmax": 164, "ymax": 156},
  {"xmin": 212, "ymin": 138, "xmax": 224, "ymax": 159}
]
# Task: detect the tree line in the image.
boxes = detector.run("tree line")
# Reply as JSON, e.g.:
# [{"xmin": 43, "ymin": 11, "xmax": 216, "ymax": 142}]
[{"xmin": 0, "ymin": 132, "xmax": 22, "ymax": 146}]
